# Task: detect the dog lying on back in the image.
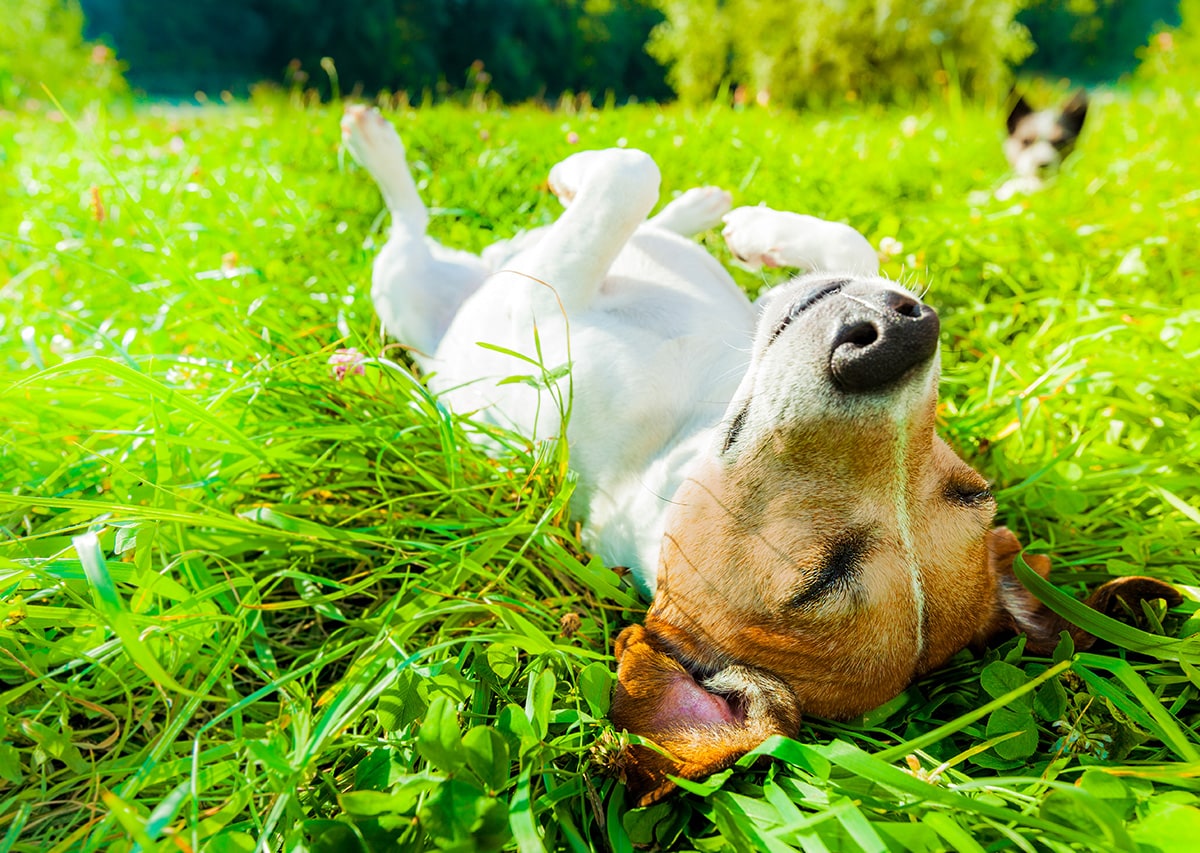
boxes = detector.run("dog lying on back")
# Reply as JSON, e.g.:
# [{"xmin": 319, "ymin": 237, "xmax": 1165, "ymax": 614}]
[
  {"xmin": 341, "ymin": 105, "xmax": 1176, "ymax": 804},
  {"xmin": 995, "ymin": 90, "xmax": 1089, "ymax": 200}
]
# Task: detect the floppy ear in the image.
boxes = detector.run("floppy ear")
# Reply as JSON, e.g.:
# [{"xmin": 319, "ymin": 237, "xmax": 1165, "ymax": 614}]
[
  {"xmin": 983, "ymin": 527, "xmax": 1180, "ymax": 655},
  {"xmin": 609, "ymin": 622, "xmax": 801, "ymax": 805},
  {"xmin": 1007, "ymin": 93, "xmax": 1034, "ymax": 135},
  {"xmin": 1059, "ymin": 90, "xmax": 1089, "ymax": 137}
]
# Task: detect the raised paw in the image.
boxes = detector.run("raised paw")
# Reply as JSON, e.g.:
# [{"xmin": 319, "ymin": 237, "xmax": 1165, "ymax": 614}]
[
  {"xmin": 341, "ymin": 104, "xmax": 406, "ymax": 173},
  {"xmin": 547, "ymin": 148, "xmax": 660, "ymax": 210},
  {"xmin": 341, "ymin": 105, "xmax": 427, "ymax": 225},
  {"xmin": 722, "ymin": 206, "xmax": 878, "ymax": 275},
  {"xmin": 721, "ymin": 205, "xmax": 790, "ymax": 269},
  {"xmin": 548, "ymin": 150, "xmax": 608, "ymax": 207},
  {"xmin": 649, "ymin": 186, "xmax": 733, "ymax": 236}
]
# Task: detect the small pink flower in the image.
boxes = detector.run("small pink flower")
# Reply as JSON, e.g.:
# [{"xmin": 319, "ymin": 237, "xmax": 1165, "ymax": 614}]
[
  {"xmin": 328, "ymin": 347, "xmax": 366, "ymax": 380},
  {"xmin": 1157, "ymin": 32, "xmax": 1174, "ymax": 52},
  {"xmin": 566, "ymin": 131, "xmax": 579, "ymax": 145}
]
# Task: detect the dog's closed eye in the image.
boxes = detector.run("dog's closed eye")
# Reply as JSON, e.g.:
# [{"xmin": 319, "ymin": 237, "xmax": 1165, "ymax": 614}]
[
  {"xmin": 944, "ymin": 479, "xmax": 994, "ymax": 507},
  {"xmin": 767, "ymin": 279, "xmax": 848, "ymax": 345},
  {"xmin": 722, "ymin": 402, "xmax": 751, "ymax": 454},
  {"xmin": 789, "ymin": 528, "xmax": 873, "ymax": 608}
]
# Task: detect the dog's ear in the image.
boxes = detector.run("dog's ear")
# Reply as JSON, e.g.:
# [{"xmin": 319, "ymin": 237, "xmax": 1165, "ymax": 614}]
[
  {"xmin": 1059, "ymin": 90, "xmax": 1089, "ymax": 138},
  {"xmin": 609, "ymin": 622, "xmax": 800, "ymax": 805},
  {"xmin": 1007, "ymin": 93, "xmax": 1034, "ymax": 135},
  {"xmin": 982, "ymin": 527, "xmax": 1180, "ymax": 655}
]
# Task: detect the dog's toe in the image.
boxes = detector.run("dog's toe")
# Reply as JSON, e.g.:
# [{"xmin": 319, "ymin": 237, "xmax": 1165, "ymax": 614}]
[
  {"xmin": 659, "ymin": 186, "xmax": 733, "ymax": 232},
  {"xmin": 341, "ymin": 105, "xmax": 405, "ymax": 171},
  {"xmin": 721, "ymin": 206, "xmax": 780, "ymax": 268}
]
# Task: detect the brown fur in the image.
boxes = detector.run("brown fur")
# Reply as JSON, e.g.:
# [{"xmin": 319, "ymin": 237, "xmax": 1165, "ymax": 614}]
[{"xmin": 609, "ymin": 381, "xmax": 1179, "ymax": 805}]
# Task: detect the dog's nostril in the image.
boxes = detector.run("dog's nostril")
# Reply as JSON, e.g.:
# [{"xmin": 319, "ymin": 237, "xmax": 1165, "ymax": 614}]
[
  {"xmin": 829, "ymin": 298, "xmax": 940, "ymax": 393},
  {"xmin": 886, "ymin": 292, "xmax": 923, "ymax": 319},
  {"xmin": 836, "ymin": 321, "xmax": 878, "ymax": 349}
]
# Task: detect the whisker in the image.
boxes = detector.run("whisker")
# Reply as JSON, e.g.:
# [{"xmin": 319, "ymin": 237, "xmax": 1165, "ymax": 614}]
[{"xmin": 842, "ymin": 293, "xmax": 885, "ymax": 314}]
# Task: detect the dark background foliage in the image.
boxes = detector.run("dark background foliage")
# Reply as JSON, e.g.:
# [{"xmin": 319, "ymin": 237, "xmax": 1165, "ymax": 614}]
[
  {"xmin": 78, "ymin": 0, "xmax": 1184, "ymax": 102},
  {"xmin": 78, "ymin": 0, "xmax": 672, "ymax": 101},
  {"xmin": 1018, "ymin": 0, "xmax": 1180, "ymax": 81}
]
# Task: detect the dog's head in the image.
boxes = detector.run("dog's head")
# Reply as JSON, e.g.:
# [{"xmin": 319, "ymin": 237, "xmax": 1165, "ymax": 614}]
[
  {"xmin": 610, "ymin": 275, "xmax": 1178, "ymax": 804},
  {"xmin": 1004, "ymin": 90, "xmax": 1088, "ymax": 179}
]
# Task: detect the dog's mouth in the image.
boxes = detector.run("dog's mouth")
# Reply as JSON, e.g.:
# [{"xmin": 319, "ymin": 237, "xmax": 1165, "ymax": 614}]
[{"xmin": 659, "ymin": 644, "xmax": 751, "ymax": 727}]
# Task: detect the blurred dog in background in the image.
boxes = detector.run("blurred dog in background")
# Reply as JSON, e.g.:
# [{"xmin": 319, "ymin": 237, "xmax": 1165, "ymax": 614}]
[{"xmin": 994, "ymin": 90, "xmax": 1089, "ymax": 200}]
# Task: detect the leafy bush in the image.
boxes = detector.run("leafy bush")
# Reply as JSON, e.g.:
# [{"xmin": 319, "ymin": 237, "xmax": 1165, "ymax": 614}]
[
  {"xmin": 649, "ymin": 0, "xmax": 1034, "ymax": 107},
  {"xmin": 1136, "ymin": 0, "xmax": 1200, "ymax": 86},
  {"xmin": 1019, "ymin": 0, "xmax": 1180, "ymax": 82},
  {"xmin": 645, "ymin": 0, "xmax": 731, "ymax": 104},
  {"xmin": 0, "ymin": 0, "xmax": 125, "ymax": 107}
]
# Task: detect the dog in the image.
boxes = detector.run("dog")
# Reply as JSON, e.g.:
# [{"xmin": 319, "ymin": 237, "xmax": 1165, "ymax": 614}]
[
  {"xmin": 994, "ymin": 90, "xmax": 1088, "ymax": 200},
  {"xmin": 341, "ymin": 105, "xmax": 1177, "ymax": 804}
]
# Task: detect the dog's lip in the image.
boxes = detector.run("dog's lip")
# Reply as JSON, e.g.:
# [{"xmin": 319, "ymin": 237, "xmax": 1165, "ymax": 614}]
[
  {"xmin": 767, "ymin": 279, "xmax": 849, "ymax": 346},
  {"xmin": 650, "ymin": 629, "xmax": 750, "ymax": 723},
  {"xmin": 828, "ymin": 352, "xmax": 932, "ymax": 394}
]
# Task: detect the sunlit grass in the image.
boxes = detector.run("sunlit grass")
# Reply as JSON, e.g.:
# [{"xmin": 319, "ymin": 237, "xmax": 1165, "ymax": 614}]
[{"xmin": 1, "ymin": 87, "xmax": 1198, "ymax": 851}]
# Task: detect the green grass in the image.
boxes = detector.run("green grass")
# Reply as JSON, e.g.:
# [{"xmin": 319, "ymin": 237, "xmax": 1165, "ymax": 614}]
[{"xmin": 1, "ymin": 86, "xmax": 1199, "ymax": 852}]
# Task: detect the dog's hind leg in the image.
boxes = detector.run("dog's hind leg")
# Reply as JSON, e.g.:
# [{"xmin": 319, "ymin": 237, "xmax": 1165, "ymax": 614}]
[
  {"xmin": 505, "ymin": 148, "xmax": 661, "ymax": 312},
  {"xmin": 342, "ymin": 105, "xmax": 487, "ymax": 359},
  {"xmin": 721, "ymin": 206, "xmax": 878, "ymax": 276}
]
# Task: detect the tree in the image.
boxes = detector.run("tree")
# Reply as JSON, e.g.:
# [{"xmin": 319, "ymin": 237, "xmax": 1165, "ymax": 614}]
[
  {"xmin": 78, "ymin": 0, "xmax": 670, "ymax": 102},
  {"xmin": 646, "ymin": 0, "xmax": 729, "ymax": 103}
]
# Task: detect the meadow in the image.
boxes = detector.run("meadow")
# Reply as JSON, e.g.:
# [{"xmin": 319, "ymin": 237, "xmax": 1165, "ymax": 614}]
[{"xmin": 1, "ymin": 85, "xmax": 1199, "ymax": 852}]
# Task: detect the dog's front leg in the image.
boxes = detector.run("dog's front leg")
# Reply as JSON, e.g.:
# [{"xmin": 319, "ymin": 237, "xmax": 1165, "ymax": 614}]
[
  {"xmin": 503, "ymin": 149, "xmax": 662, "ymax": 313},
  {"xmin": 646, "ymin": 186, "xmax": 732, "ymax": 236},
  {"xmin": 721, "ymin": 206, "xmax": 878, "ymax": 276}
]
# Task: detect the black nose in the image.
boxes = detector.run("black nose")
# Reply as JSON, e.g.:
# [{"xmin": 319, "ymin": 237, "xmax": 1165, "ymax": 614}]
[{"xmin": 829, "ymin": 291, "xmax": 940, "ymax": 392}]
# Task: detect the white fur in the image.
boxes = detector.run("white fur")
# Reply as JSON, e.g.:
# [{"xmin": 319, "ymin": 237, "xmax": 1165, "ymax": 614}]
[
  {"xmin": 341, "ymin": 106, "xmax": 883, "ymax": 595},
  {"xmin": 1004, "ymin": 111, "xmax": 1062, "ymax": 179}
]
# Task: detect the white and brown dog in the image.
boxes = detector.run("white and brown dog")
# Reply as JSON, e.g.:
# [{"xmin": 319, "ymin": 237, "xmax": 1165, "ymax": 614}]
[
  {"xmin": 995, "ymin": 90, "xmax": 1089, "ymax": 200},
  {"xmin": 341, "ymin": 105, "xmax": 1176, "ymax": 804}
]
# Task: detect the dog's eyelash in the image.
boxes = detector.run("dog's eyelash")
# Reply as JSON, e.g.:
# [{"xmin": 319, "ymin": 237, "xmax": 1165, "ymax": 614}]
[
  {"xmin": 722, "ymin": 403, "xmax": 750, "ymax": 454},
  {"xmin": 789, "ymin": 529, "xmax": 871, "ymax": 608},
  {"xmin": 945, "ymin": 482, "xmax": 994, "ymax": 507},
  {"xmin": 767, "ymin": 279, "xmax": 848, "ymax": 346}
]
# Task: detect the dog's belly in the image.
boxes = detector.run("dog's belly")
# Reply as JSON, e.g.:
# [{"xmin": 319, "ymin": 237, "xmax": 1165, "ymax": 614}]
[{"xmin": 430, "ymin": 230, "xmax": 754, "ymax": 590}]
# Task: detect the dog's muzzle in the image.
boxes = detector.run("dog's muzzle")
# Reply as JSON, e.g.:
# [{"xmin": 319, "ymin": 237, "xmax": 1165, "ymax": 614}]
[{"xmin": 828, "ymin": 289, "xmax": 940, "ymax": 393}]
